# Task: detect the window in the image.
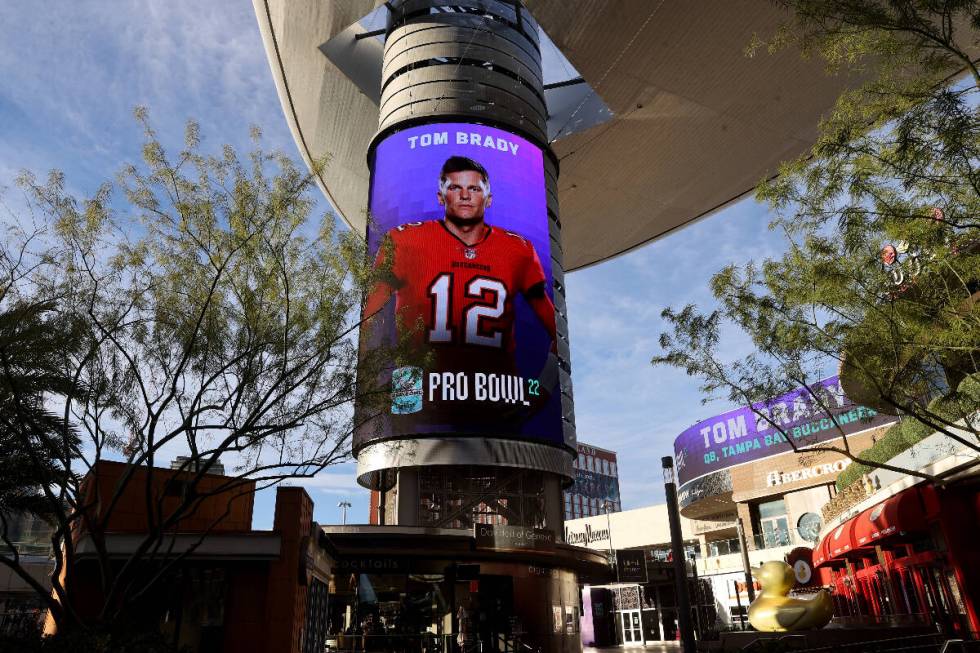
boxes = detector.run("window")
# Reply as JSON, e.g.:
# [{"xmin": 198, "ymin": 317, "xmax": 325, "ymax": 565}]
[
  {"xmin": 797, "ymin": 512, "xmax": 822, "ymax": 543},
  {"xmin": 610, "ymin": 462, "xmax": 617, "ymax": 477},
  {"xmin": 602, "ymin": 459, "xmax": 610, "ymax": 476},
  {"xmin": 757, "ymin": 499, "xmax": 790, "ymax": 548},
  {"xmin": 707, "ymin": 538, "xmax": 740, "ymax": 557}
]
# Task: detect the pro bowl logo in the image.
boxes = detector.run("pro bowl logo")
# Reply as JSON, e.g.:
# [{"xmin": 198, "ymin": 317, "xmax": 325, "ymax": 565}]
[{"xmin": 391, "ymin": 366, "xmax": 423, "ymax": 414}]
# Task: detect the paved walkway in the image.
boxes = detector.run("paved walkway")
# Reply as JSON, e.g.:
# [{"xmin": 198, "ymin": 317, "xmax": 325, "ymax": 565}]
[{"xmin": 584, "ymin": 645, "xmax": 681, "ymax": 653}]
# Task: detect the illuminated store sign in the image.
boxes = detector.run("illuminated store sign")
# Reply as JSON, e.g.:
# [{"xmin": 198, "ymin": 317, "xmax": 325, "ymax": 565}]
[
  {"xmin": 354, "ymin": 123, "xmax": 562, "ymax": 450},
  {"xmin": 673, "ymin": 376, "xmax": 896, "ymax": 486}
]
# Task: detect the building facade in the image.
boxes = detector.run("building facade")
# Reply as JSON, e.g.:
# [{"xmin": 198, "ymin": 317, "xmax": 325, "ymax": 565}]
[
  {"xmin": 0, "ymin": 511, "xmax": 55, "ymax": 639},
  {"xmin": 564, "ymin": 506, "xmax": 708, "ymax": 646},
  {"xmin": 564, "ymin": 443, "xmax": 621, "ymax": 520},
  {"xmin": 672, "ymin": 376, "xmax": 899, "ymax": 627},
  {"xmin": 814, "ymin": 427, "xmax": 980, "ymax": 637},
  {"xmin": 47, "ymin": 461, "xmax": 333, "ymax": 653}
]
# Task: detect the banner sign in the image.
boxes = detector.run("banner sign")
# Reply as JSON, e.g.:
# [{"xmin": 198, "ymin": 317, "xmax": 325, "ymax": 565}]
[
  {"xmin": 355, "ymin": 123, "xmax": 563, "ymax": 451},
  {"xmin": 474, "ymin": 524, "xmax": 556, "ymax": 551},
  {"xmin": 616, "ymin": 550, "xmax": 648, "ymax": 583},
  {"xmin": 673, "ymin": 376, "xmax": 896, "ymax": 486}
]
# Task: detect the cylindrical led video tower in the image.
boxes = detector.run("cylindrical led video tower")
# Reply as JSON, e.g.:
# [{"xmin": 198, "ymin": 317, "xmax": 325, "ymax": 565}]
[{"xmin": 354, "ymin": 0, "xmax": 575, "ymax": 535}]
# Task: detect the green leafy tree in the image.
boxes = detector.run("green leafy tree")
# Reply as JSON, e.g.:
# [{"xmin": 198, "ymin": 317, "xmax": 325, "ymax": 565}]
[
  {"xmin": 655, "ymin": 1, "xmax": 980, "ymax": 484},
  {"xmin": 0, "ymin": 109, "xmax": 402, "ymax": 646}
]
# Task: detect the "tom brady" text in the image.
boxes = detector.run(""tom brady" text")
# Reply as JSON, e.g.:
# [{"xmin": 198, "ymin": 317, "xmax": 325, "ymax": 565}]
[{"xmin": 407, "ymin": 130, "xmax": 520, "ymax": 155}]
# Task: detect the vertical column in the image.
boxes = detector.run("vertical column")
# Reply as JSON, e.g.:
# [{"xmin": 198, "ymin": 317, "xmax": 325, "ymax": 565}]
[
  {"xmin": 395, "ymin": 468, "xmax": 419, "ymax": 526},
  {"xmin": 353, "ymin": 0, "xmax": 576, "ymax": 530}
]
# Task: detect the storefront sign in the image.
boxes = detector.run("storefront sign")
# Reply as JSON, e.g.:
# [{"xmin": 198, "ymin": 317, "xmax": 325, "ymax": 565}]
[
  {"xmin": 474, "ymin": 524, "xmax": 555, "ymax": 551},
  {"xmin": 335, "ymin": 557, "xmax": 407, "ymax": 573},
  {"xmin": 674, "ymin": 376, "xmax": 896, "ymax": 487},
  {"xmin": 615, "ymin": 550, "xmax": 648, "ymax": 583},
  {"xmin": 766, "ymin": 459, "xmax": 851, "ymax": 487},
  {"xmin": 564, "ymin": 523, "xmax": 610, "ymax": 546}
]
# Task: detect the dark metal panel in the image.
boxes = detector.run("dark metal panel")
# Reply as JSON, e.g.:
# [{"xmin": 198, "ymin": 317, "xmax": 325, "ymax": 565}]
[
  {"xmin": 380, "ymin": 65, "xmax": 545, "ymax": 121},
  {"xmin": 379, "ymin": 82, "xmax": 547, "ymax": 133},
  {"xmin": 382, "ymin": 41, "xmax": 543, "ymax": 91},
  {"xmin": 393, "ymin": 0, "xmax": 520, "ymax": 24},
  {"xmin": 390, "ymin": 0, "xmax": 528, "ymax": 42},
  {"xmin": 385, "ymin": 15, "xmax": 540, "ymax": 64},
  {"xmin": 379, "ymin": 97, "xmax": 548, "ymax": 143}
]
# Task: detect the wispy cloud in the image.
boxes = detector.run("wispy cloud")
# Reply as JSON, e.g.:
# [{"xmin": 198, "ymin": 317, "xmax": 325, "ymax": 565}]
[{"xmin": 565, "ymin": 196, "xmax": 791, "ymax": 508}]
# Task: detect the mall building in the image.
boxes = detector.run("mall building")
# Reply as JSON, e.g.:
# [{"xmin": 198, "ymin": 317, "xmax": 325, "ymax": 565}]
[
  {"xmin": 249, "ymin": 0, "xmax": 933, "ymax": 651},
  {"xmin": 564, "ymin": 376, "xmax": 902, "ymax": 647}
]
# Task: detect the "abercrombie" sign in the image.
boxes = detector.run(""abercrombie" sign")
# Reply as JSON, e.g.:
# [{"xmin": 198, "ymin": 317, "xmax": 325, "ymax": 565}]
[{"xmin": 766, "ymin": 459, "xmax": 850, "ymax": 487}]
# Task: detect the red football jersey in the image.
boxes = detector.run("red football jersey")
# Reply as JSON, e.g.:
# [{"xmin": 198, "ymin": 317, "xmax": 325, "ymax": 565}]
[{"xmin": 365, "ymin": 220, "xmax": 548, "ymax": 374}]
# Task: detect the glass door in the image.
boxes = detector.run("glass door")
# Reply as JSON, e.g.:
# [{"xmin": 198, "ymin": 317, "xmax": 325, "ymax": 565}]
[
  {"xmin": 758, "ymin": 499, "xmax": 791, "ymax": 548},
  {"xmin": 620, "ymin": 610, "xmax": 643, "ymax": 645}
]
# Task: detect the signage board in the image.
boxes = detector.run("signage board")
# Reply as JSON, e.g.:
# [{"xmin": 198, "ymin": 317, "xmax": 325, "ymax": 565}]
[
  {"xmin": 564, "ymin": 522, "xmax": 610, "ymax": 547},
  {"xmin": 334, "ymin": 557, "xmax": 408, "ymax": 573},
  {"xmin": 473, "ymin": 523, "xmax": 556, "ymax": 551},
  {"xmin": 766, "ymin": 459, "xmax": 851, "ymax": 487},
  {"xmin": 615, "ymin": 549, "xmax": 648, "ymax": 583},
  {"xmin": 355, "ymin": 122, "xmax": 564, "ymax": 451},
  {"xmin": 673, "ymin": 376, "xmax": 897, "ymax": 487}
]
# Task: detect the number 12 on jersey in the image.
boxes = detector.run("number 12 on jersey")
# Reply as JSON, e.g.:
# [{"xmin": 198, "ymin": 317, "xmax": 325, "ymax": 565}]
[{"xmin": 427, "ymin": 273, "xmax": 507, "ymax": 347}]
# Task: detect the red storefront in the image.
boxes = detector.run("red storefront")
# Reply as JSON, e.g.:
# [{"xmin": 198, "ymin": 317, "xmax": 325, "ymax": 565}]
[{"xmin": 815, "ymin": 482, "xmax": 980, "ymax": 637}]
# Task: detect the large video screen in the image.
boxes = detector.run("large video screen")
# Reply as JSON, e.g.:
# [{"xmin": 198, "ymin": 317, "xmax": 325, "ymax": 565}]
[
  {"xmin": 354, "ymin": 123, "xmax": 563, "ymax": 451},
  {"xmin": 673, "ymin": 376, "xmax": 897, "ymax": 487}
]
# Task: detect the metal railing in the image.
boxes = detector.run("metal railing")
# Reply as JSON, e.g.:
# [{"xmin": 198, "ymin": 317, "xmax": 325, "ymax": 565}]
[
  {"xmin": 0, "ymin": 610, "xmax": 44, "ymax": 639},
  {"xmin": 752, "ymin": 528, "xmax": 818, "ymax": 551},
  {"xmin": 740, "ymin": 634, "xmax": 807, "ymax": 651},
  {"xmin": 324, "ymin": 632, "xmax": 544, "ymax": 653},
  {"xmin": 706, "ymin": 537, "xmax": 741, "ymax": 557},
  {"xmin": 790, "ymin": 633, "xmax": 947, "ymax": 653}
]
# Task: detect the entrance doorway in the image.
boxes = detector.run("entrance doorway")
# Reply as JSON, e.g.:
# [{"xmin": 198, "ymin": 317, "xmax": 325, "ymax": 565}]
[{"xmin": 619, "ymin": 610, "xmax": 644, "ymax": 645}]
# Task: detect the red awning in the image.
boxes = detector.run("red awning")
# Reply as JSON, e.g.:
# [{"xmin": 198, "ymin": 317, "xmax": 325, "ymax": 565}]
[
  {"xmin": 816, "ymin": 484, "xmax": 939, "ymax": 567},
  {"xmin": 853, "ymin": 484, "xmax": 938, "ymax": 547},
  {"xmin": 814, "ymin": 518, "xmax": 857, "ymax": 567}
]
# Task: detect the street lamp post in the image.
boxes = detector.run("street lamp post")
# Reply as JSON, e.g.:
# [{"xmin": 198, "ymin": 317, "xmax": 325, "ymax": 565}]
[
  {"xmin": 338, "ymin": 500, "xmax": 352, "ymax": 525},
  {"xmin": 602, "ymin": 500, "xmax": 617, "ymax": 578},
  {"xmin": 662, "ymin": 456, "xmax": 696, "ymax": 653},
  {"xmin": 736, "ymin": 517, "xmax": 757, "ymax": 603}
]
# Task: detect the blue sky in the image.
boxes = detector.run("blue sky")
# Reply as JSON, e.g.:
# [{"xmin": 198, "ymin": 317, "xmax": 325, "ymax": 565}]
[{"xmin": 0, "ymin": 1, "xmax": 793, "ymax": 528}]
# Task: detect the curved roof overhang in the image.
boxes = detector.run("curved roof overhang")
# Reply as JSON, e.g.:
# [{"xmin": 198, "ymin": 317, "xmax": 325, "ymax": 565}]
[{"xmin": 252, "ymin": 0, "xmax": 867, "ymax": 270}]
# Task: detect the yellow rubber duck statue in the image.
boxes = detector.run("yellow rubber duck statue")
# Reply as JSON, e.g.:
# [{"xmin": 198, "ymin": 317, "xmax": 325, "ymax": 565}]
[{"xmin": 747, "ymin": 561, "xmax": 833, "ymax": 632}]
